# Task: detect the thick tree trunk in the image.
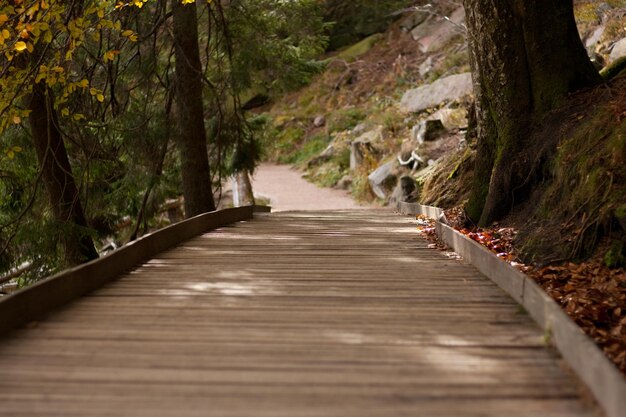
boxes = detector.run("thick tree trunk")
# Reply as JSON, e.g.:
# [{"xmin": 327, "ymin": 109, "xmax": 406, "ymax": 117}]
[
  {"xmin": 464, "ymin": 0, "xmax": 600, "ymax": 225},
  {"xmin": 171, "ymin": 0, "xmax": 216, "ymax": 217},
  {"xmin": 29, "ymin": 84, "xmax": 98, "ymax": 265}
]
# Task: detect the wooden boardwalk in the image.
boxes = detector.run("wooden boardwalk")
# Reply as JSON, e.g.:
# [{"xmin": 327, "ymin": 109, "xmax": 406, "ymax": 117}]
[{"xmin": 0, "ymin": 210, "xmax": 595, "ymax": 416}]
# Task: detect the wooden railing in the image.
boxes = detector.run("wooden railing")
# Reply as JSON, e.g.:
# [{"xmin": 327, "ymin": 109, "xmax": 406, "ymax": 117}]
[{"xmin": 0, "ymin": 205, "xmax": 270, "ymax": 336}]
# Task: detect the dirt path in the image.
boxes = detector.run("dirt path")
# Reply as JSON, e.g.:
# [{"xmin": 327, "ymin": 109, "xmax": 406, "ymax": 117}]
[{"xmin": 251, "ymin": 163, "xmax": 367, "ymax": 211}]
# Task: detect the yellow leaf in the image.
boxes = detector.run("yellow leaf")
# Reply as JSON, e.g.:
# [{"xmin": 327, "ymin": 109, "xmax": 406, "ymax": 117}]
[
  {"xmin": 1, "ymin": 30, "xmax": 9, "ymax": 39},
  {"xmin": 97, "ymin": 9, "xmax": 104, "ymax": 18},
  {"xmin": 14, "ymin": 41, "xmax": 27, "ymax": 51},
  {"xmin": 78, "ymin": 79, "xmax": 89, "ymax": 88},
  {"xmin": 182, "ymin": 0, "xmax": 195, "ymax": 4},
  {"xmin": 0, "ymin": 14, "xmax": 8, "ymax": 25},
  {"xmin": 121, "ymin": 29, "xmax": 134, "ymax": 37},
  {"xmin": 89, "ymin": 87, "xmax": 98, "ymax": 96},
  {"xmin": 73, "ymin": 113, "xmax": 85, "ymax": 121},
  {"xmin": 96, "ymin": 94, "xmax": 105, "ymax": 102},
  {"xmin": 7, "ymin": 150, "xmax": 15, "ymax": 159},
  {"xmin": 12, "ymin": 115, "xmax": 21, "ymax": 124},
  {"xmin": 5, "ymin": 51, "xmax": 13, "ymax": 61},
  {"xmin": 26, "ymin": 42, "xmax": 33, "ymax": 53},
  {"xmin": 129, "ymin": 34, "xmax": 138, "ymax": 42},
  {"xmin": 12, "ymin": 146, "xmax": 22, "ymax": 153},
  {"xmin": 20, "ymin": 29, "xmax": 29, "ymax": 39},
  {"xmin": 61, "ymin": 108, "xmax": 69, "ymax": 117}
]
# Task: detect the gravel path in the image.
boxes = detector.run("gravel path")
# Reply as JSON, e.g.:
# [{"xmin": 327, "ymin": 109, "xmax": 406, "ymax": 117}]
[{"xmin": 251, "ymin": 163, "xmax": 367, "ymax": 212}]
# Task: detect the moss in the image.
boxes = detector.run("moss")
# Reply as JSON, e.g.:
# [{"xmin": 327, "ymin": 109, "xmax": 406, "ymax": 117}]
[
  {"xmin": 280, "ymin": 133, "xmax": 330, "ymax": 166},
  {"xmin": 334, "ymin": 33, "xmax": 384, "ymax": 62},
  {"xmin": 604, "ymin": 240, "xmax": 626, "ymax": 268},
  {"xmin": 327, "ymin": 107, "xmax": 366, "ymax": 133},
  {"xmin": 600, "ymin": 57, "xmax": 626, "ymax": 81}
]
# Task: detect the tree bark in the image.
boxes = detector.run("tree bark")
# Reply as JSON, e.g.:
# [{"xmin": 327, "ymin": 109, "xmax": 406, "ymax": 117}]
[
  {"xmin": 171, "ymin": 0, "xmax": 216, "ymax": 217},
  {"xmin": 29, "ymin": 84, "xmax": 98, "ymax": 265},
  {"xmin": 464, "ymin": 0, "xmax": 600, "ymax": 225}
]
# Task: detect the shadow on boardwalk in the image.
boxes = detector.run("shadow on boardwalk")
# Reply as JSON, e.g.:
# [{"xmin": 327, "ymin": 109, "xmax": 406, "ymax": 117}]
[{"xmin": 0, "ymin": 210, "xmax": 596, "ymax": 416}]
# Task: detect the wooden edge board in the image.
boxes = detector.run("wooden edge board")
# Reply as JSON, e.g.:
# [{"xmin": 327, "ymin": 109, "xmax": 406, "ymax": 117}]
[
  {"xmin": 0, "ymin": 205, "xmax": 269, "ymax": 337},
  {"xmin": 397, "ymin": 202, "xmax": 626, "ymax": 417}
]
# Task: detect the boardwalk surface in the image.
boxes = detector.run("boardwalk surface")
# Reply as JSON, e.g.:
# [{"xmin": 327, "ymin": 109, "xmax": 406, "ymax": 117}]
[{"xmin": 0, "ymin": 211, "xmax": 595, "ymax": 416}]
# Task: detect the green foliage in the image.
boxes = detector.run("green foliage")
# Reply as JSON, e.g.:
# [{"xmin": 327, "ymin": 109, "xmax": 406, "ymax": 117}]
[
  {"xmin": 323, "ymin": 0, "xmax": 413, "ymax": 50},
  {"xmin": 327, "ymin": 107, "xmax": 366, "ymax": 133},
  {"xmin": 604, "ymin": 240, "xmax": 626, "ymax": 268}
]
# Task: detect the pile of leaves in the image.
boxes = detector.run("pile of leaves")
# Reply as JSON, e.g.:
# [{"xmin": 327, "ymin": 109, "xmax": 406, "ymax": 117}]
[
  {"xmin": 529, "ymin": 261, "xmax": 626, "ymax": 373},
  {"xmin": 429, "ymin": 211, "xmax": 626, "ymax": 374}
]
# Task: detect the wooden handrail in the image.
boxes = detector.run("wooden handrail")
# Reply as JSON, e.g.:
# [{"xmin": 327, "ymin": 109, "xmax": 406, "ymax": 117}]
[{"xmin": 0, "ymin": 206, "xmax": 268, "ymax": 337}]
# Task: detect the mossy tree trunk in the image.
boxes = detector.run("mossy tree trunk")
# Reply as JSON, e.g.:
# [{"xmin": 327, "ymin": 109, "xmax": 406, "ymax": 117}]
[
  {"xmin": 464, "ymin": 0, "xmax": 601, "ymax": 225},
  {"xmin": 29, "ymin": 84, "xmax": 99, "ymax": 265},
  {"xmin": 171, "ymin": 0, "xmax": 216, "ymax": 217}
]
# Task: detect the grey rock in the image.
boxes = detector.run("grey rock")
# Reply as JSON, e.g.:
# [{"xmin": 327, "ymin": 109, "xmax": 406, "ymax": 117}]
[
  {"xmin": 389, "ymin": 175, "xmax": 419, "ymax": 206},
  {"xmin": 585, "ymin": 25, "xmax": 605, "ymax": 49},
  {"xmin": 412, "ymin": 119, "xmax": 446, "ymax": 144},
  {"xmin": 335, "ymin": 175, "xmax": 352, "ymax": 190},
  {"xmin": 308, "ymin": 143, "xmax": 335, "ymax": 167},
  {"xmin": 428, "ymin": 107, "xmax": 468, "ymax": 130},
  {"xmin": 419, "ymin": 56, "xmax": 433, "ymax": 78},
  {"xmin": 349, "ymin": 126, "xmax": 383, "ymax": 171},
  {"xmin": 351, "ymin": 123, "xmax": 367, "ymax": 135},
  {"xmin": 399, "ymin": 10, "xmax": 429, "ymax": 32},
  {"xmin": 610, "ymin": 38, "xmax": 626, "ymax": 63},
  {"xmin": 416, "ymin": 8, "xmax": 466, "ymax": 53},
  {"xmin": 313, "ymin": 115, "xmax": 326, "ymax": 127},
  {"xmin": 368, "ymin": 160, "xmax": 397, "ymax": 199},
  {"xmin": 399, "ymin": 73, "xmax": 473, "ymax": 113}
]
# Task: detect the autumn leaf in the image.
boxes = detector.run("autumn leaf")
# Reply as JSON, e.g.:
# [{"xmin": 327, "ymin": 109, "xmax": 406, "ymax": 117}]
[{"xmin": 14, "ymin": 41, "xmax": 27, "ymax": 51}]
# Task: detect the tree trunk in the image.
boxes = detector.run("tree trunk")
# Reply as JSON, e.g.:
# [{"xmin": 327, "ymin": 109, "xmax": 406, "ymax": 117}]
[
  {"xmin": 29, "ymin": 84, "xmax": 98, "ymax": 265},
  {"xmin": 464, "ymin": 0, "xmax": 600, "ymax": 225},
  {"xmin": 171, "ymin": 0, "xmax": 216, "ymax": 217},
  {"xmin": 231, "ymin": 171, "xmax": 255, "ymax": 207}
]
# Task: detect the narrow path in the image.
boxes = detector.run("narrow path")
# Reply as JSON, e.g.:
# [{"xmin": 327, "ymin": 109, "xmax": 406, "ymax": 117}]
[
  {"xmin": 0, "ymin": 210, "xmax": 594, "ymax": 416},
  {"xmin": 252, "ymin": 163, "xmax": 366, "ymax": 211}
]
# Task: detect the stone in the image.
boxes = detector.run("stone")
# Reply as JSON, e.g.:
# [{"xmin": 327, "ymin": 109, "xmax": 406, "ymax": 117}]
[
  {"xmin": 308, "ymin": 143, "xmax": 335, "ymax": 167},
  {"xmin": 412, "ymin": 119, "xmax": 446, "ymax": 144},
  {"xmin": 416, "ymin": 8, "xmax": 466, "ymax": 53},
  {"xmin": 313, "ymin": 115, "xmax": 326, "ymax": 127},
  {"xmin": 351, "ymin": 123, "xmax": 367, "ymax": 136},
  {"xmin": 368, "ymin": 160, "xmax": 397, "ymax": 199},
  {"xmin": 389, "ymin": 175, "xmax": 419, "ymax": 206},
  {"xmin": 399, "ymin": 73, "xmax": 473, "ymax": 113},
  {"xmin": 399, "ymin": 10, "xmax": 429, "ymax": 32},
  {"xmin": 585, "ymin": 25, "xmax": 605, "ymax": 50},
  {"xmin": 419, "ymin": 56, "xmax": 433, "ymax": 78},
  {"xmin": 350, "ymin": 140, "xmax": 377, "ymax": 171},
  {"xmin": 335, "ymin": 175, "xmax": 353, "ymax": 190},
  {"xmin": 610, "ymin": 38, "xmax": 626, "ymax": 63},
  {"xmin": 428, "ymin": 107, "xmax": 468, "ymax": 130},
  {"xmin": 349, "ymin": 126, "xmax": 383, "ymax": 171}
]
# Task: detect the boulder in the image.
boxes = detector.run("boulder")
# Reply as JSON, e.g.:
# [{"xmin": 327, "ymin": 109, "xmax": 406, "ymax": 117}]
[
  {"xmin": 399, "ymin": 73, "xmax": 473, "ymax": 113},
  {"xmin": 412, "ymin": 119, "xmax": 446, "ymax": 144},
  {"xmin": 350, "ymin": 140, "xmax": 377, "ymax": 171},
  {"xmin": 399, "ymin": 10, "xmax": 429, "ymax": 32},
  {"xmin": 349, "ymin": 127, "xmax": 383, "ymax": 171},
  {"xmin": 419, "ymin": 56, "xmax": 433, "ymax": 78},
  {"xmin": 308, "ymin": 143, "xmax": 335, "ymax": 167},
  {"xmin": 585, "ymin": 25, "xmax": 605, "ymax": 50},
  {"xmin": 389, "ymin": 175, "xmax": 419, "ymax": 206},
  {"xmin": 368, "ymin": 160, "xmax": 397, "ymax": 199},
  {"xmin": 416, "ymin": 8, "xmax": 466, "ymax": 53},
  {"xmin": 428, "ymin": 107, "xmax": 468, "ymax": 130},
  {"xmin": 335, "ymin": 175, "xmax": 353, "ymax": 190},
  {"xmin": 610, "ymin": 38, "xmax": 626, "ymax": 63}
]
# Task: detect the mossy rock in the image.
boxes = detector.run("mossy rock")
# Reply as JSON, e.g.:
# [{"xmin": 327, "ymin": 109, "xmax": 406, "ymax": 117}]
[
  {"xmin": 334, "ymin": 33, "xmax": 384, "ymax": 62},
  {"xmin": 600, "ymin": 56, "xmax": 626, "ymax": 80},
  {"xmin": 604, "ymin": 240, "xmax": 626, "ymax": 268}
]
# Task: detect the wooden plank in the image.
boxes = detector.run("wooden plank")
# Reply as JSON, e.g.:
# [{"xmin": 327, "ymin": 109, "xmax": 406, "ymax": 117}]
[
  {"xmin": 0, "ymin": 210, "xmax": 597, "ymax": 416},
  {"xmin": 0, "ymin": 206, "xmax": 256, "ymax": 336}
]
